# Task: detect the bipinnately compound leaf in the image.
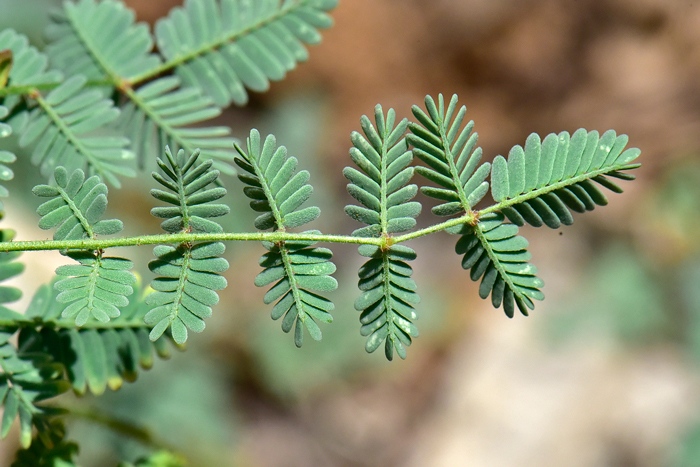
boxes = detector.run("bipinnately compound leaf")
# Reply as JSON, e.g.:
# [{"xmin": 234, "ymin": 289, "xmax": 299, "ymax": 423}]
[
  {"xmin": 456, "ymin": 212, "xmax": 544, "ymax": 317},
  {"xmin": 147, "ymin": 147, "xmax": 230, "ymax": 344},
  {"xmin": 490, "ymin": 129, "xmax": 641, "ymax": 228},
  {"xmin": 235, "ymin": 129, "xmax": 337, "ymax": 347},
  {"xmin": 155, "ymin": 0, "xmax": 338, "ymax": 106},
  {"xmin": 408, "ymin": 94, "xmax": 491, "ymax": 217},
  {"xmin": 115, "ymin": 76, "xmax": 237, "ymax": 174},
  {"xmin": 45, "ymin": 0, "xmax": 161, "ymax": 85},
  {"xmin": 21, "ymin": 281, "xmax": 177, "ymax": 396},
  {"xmin": 0, "ymin": 106, "xmax": 17, "ymax": 214},
  {"xmin": 0, "ymin": 29, "xmax": 62, "ymax": 112},
  {"xmin": 344, "ymin": 104, "xmax": 420, "ymax": 360},
  {"xmin": 14, "ymin": 74, "xmax": 135, "ymax": 187}
]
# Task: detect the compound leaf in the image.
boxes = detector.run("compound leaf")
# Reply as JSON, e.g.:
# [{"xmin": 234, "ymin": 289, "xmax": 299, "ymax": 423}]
[
  {"xmin": 16, "ymin": 75, "xmax": 135, "ymax": 187},
  {"xmin": 456, "ymin": 213, "xmax": 544, "ymax": 317},
  {"xmin": 154, "ymin": 0, "xmax": 338, "ymax": 106},
  {"xmin": 0, "ymin": 105, "xmax": 17, "ymax": 215},
  {"xmin": 492, "ymin": 129, "xmax": 641, "ymax": 228},
  {"xmin": 54, "ymin": 252, "xmax": 136, "ymax": 327},
  {"xmin": 45, "ymin": 0, "xmax": 161, "ymax": 86},
  {"xmin": 33, "ymin": 166, "xmax": 123, "ymax": 241},
  {"xmin": 147, "ymin": 148, "xmax": 230, "ymax": 344},
  {"xmin": 0, "ymin": 29, "xmax": 62, "ymax": 112},
  {"xmin": 116, "ymin": 76, "xmax": 237, "ymax": 174},
  {"xmin": 235, "ymin": 129, "xmax": 336, "ymax": 346},
  {"xmin": 409, "ymin": 94, "xmax": 491, "ymax": 217},
  {"xmin": 344, "ymin": 105, "xmax": 420, "ymax": 360}
]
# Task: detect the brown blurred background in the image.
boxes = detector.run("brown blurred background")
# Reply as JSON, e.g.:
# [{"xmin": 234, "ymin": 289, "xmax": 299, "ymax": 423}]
[{"xmin": 3, "ymin": 0, "xmax": 700, "ymax": 466}]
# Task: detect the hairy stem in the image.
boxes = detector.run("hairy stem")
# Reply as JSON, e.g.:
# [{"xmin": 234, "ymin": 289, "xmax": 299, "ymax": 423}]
[{"xmin": 0, "ymin": 213, "xmax": 491, "ymax": 253}]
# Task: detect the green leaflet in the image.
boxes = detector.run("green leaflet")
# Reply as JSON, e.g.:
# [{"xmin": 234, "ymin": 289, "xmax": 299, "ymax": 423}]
[
  {"xmin": 344, "ymin": 105, "xmax": 421, "ymax": 360},
  {"xmin": 0, "ymin": 230, "xmax": 23, "ymax": 310},
  {"xmin": 236, "ymin": 129, "xmax": 336, "ymax": 346},
  {"xmin": 0, "ymin": 105, "xmax": 16, "ymax": 214},
  {"xmin": 11, "ymin": 419, "xmax": 79, "ymax": 467},
  {"xmin": 116, "ymin": 76, "xmax": 237, "ymax": 174},
  {"xmin": 147, "ymin": 148, "xmax": 230, "ymax": 344},
  {"xmin": 21, "ymin": 282, "xmax": 177, "ymax": 396},
  {"xmin": 33, "ymin": 166, "xmax": 123, "ymax": 241},
  {"xmin": 154, "ymin": 0, "xmax": 338, "ymax": 106},
  {"xmin": 456, "ymin": 213, "xmax": 544, "ymax": 317},
  {"xmin": 0, "ymin": 49, "xmax": 11, "ymax": 89},
  {"xmin": 491, "ymin": 129, "xmax": 641, "ymax": 228},
  {"xmin": 0, "ymin": 29, "xmax": 63, "ymax": 112},
  {"xmin": 0, "ymin": 339, "xmax": 68, "ymax": 449},
  {"xmin": 408, "ymin": 94, "xmax": 491, "ymax": 217},
  {"xmin": 45, "ymin": 0, "xmax": 161, "ymax": 85},
  {"xmin": 150, "ymin": 147, "xmax": 230, "ymax": 234},
  {"xmin": 54, "ymin": 252, "xmax": 136, "ymax": 326},
  {"xmin": 14, "ymin": 75, "xmax": 135, "ymax": 187},
  {"xmin": 0, "ymin": 230, "xmax": 54, "ymax": 450},
  {"xmin": 355, "ymin": 245, "xmax": 419, "ymax": 360}
]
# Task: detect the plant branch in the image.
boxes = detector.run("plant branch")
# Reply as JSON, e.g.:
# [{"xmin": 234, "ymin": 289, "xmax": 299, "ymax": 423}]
[{"xmin": 0, "ymin": 214, "xmax": 487, "ymax": 253}]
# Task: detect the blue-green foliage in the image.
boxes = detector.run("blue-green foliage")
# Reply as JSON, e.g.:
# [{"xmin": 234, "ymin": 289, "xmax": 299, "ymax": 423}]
[
  {"xmin": 155, "ymin": 0, "xmax": 338, "ymax": 106},
  {"xmin": 0, "ymin": 334, "xmax": 68, "ymax": 449},
  {"xmin": 33, "ymin": 165, "xmax": 123, "ymax": 241},
  {"xmin": 0, "ymin": 105, "xmax": 16, "ymax": 214},
  {"xmin": 490, "ymin": 130, "xmax": 641, "ymax": 228},
  {"xmin": 147, "ymin": 147, "xmax": 230, "ymax": 344},
  {"xmin": 344, "ymin": 105, "xmax": 420, "ymax": 360},
  {"xmin": 32, "ymin": 166, "xmax": 137, "ymax": 325},
  {"xmin": 0, "ymin": 230, "xmax": 69, "ymax": 448},
  {"xmin": 15, "ymin": 75, "xmax": 134, "ymax": 187},
  {"xmin": 235, "ymin": 129, "xmax": 336, "ymax": 347},
  {"xmin": 54, "ymin": 253, "xmax": 137, "ymax": 326},
  {"xmin": 409, "ymin": 94, "xmax": 491, "ymax": 216},
  {"xmin": 20, "ymin": 282, "xmax": 176, "ymax": 396},
  {"xmin": 0, "ymin": 28, "xmax": 62, "ymax": 112},
  {"xmin": 455, "ymin": 213, "xmax": 544, "ymax": 317},
  {"xmin": 115, "ymin": 76, "xmax": 237, "ymax": 174},
  {"xmin": 45, "ymin": 0, "xmax": 161, "ymax": 84}
]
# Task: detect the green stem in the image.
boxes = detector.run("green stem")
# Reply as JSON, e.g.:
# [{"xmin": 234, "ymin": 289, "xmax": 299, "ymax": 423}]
[
  {"xmin": 0, "ymin": 212, "xmax": 492, "ymax": 254},
  {"xmin": 0, "ymin": 232, "xmax": 379, "ymax": 252}
]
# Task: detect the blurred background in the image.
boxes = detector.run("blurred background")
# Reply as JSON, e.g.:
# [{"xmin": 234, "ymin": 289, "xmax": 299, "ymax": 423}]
[{"xmin": 2, "ymin": 0, "xmax": 700, "ymax": 466}]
